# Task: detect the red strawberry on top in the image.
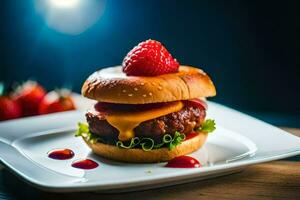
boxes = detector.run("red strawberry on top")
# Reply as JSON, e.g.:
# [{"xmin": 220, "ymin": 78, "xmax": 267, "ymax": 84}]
[{"xmin": 122, "ymin": 39, "xmax": 179, "ymax": 76}]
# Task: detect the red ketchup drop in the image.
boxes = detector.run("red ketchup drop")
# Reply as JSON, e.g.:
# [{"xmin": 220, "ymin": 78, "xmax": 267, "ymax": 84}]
[
  {"xmin": 185, "ymin": 132, "xmax": 199, "ymax": 140},
  {"xmin": 48, "ymin": 149, "xmax": 74, "ymax": 160},
  {"xmin": 165, "ymin": 156, "xmax": 201, "ymax": 168},
  {"xmin": 71, "ymin": 159, "xmax": 99, "ymax": 170}
]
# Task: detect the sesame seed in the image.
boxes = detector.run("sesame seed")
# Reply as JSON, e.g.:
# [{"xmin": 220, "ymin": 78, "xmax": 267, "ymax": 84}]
[
  {"xmin": 158, "ymin": 86, "xmax": 162, "ymax": 90},
  {"xmin": 134, "ymin": 87, "xmax": 138, "ymax": 91},
  {"xmin": 143, "ymin": 94, "xmax": 147, "ymax": 97},
  {"xmin": 149, "ymin": 92, "xmax": 152, "ymax": 96},
  {"xmin": 128, "ymin": 94, "xmax": 133, "ymax": 97},
  {"xmin": 140, "ymin": 82, "xmax": 145, "ymax": 86},
  {"xmin": 122, "ymin": 89, "xmax": 126, "ymax": 93}
]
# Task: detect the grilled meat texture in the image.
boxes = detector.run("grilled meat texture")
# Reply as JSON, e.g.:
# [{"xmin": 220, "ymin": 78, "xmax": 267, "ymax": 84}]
[{"xmin": 86, "ymin": 106, "xmax": 206, "ymax": 143}]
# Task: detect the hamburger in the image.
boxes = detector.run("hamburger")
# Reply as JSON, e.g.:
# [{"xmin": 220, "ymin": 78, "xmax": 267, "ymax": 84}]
[{"xmin": 76, "ymin": 39, "xmax": 216, "ymax": 163}]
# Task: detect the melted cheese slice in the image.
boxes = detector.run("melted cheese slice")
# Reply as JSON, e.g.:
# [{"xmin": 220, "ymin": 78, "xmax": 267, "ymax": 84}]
[{"xmin": 106, "ymin": 101, "xmax": 184, "ymax": 141}]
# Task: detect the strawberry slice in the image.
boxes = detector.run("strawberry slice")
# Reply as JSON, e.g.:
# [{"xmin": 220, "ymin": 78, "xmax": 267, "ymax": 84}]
[
  {"xmin": 184, "ymin": 99, "xmax": 207, "ymax": 110},
  {"xmin": 185, "ymin": 132, "xmax": 199, "ymax": 140},
  {"xmin": 94, "ymin": 101, "xmax": 169, "ymax": 113}
]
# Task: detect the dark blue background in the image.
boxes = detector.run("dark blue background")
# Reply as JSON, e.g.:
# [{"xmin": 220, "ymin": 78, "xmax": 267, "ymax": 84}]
[{"xmin": 1, "ymin": 0, "xmax": 299, "ymax": 126}]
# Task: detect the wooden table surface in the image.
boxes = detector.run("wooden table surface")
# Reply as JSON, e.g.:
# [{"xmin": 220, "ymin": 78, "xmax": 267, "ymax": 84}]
[{"xmin": 0, "ymin": 128, "xmax": 299, "ymax": 200}]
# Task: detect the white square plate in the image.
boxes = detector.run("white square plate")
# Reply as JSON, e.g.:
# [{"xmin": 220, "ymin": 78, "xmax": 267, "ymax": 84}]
[{"xmin": 0, "ymin": 101, "xmax": 300, "ymax": 192}]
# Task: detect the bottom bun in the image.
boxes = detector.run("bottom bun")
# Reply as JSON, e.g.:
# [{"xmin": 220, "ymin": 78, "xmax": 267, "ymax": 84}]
[{"xmin": 83, "ymin": 132, "xmax": 208, "ymax": 163}]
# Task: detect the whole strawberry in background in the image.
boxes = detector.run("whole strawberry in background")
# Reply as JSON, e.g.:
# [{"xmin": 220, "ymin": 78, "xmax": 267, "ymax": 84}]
[
  {"xmin": 12, "ymin": 81, "xmax": 46, "ymax": 117},
  {"xmin": 122, "ymin": 39, "xmax": 179, "ymax": 76},
  {"xmin": 0, "ymin": 96, "xmax": 22, "ymax": 121},
  {"xmin": 0, "ymin": 83, "xmax": 21, "ymax": 121},
  {"xmin": 39, "ymin": 89, "xmax": 76, "ymax": 115}
]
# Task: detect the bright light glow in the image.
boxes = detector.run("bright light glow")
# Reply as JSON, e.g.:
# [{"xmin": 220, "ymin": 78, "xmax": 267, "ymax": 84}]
[
  {"xmin": 35, "ymin": 0, "xmax": 105, "ymax": 35},
  {"xmin": 49, "ymin": 0, "xmax": 80, "ymax": 8}
]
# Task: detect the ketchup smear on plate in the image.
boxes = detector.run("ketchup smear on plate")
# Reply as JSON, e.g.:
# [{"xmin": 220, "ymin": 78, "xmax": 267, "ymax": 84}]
[
  {"xmin": 71, "ymin": 159, "xmax": 99, "ymax": 170},
  {"xmin": 165, "ymin": 156, "xmax": 201, "ymax": 168},
  {"xmin": 48, "ymin": 148, "xmax": 74, "ymax": 160}
]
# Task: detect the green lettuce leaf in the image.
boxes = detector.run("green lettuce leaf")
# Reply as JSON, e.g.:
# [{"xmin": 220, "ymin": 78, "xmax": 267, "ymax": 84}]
[
  {"xmin": 167, "ymin": 131, "xmax": 186, "ymax": 150},
  {"xmin": 198, "ymin": 119, "xmax": 216, "ymax": 133},
  {"xmin": 75, "ymin": 122, "xmax": 186, "ymax": 151},
  {"xmin": 75, "ymin": 122, "xmax": 102, "ymax": 144}
]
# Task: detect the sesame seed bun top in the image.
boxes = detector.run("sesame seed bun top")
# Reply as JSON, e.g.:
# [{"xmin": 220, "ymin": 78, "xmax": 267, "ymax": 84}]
[{"xmin": 81, "ymin": 66, "xmax": 216, "ymax": 104}]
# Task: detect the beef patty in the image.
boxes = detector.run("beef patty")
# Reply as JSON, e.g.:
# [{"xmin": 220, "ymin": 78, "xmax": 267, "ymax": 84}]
[{"xmin": 86, "ymin": 106, "xmax": 206, "ymax": 143}]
